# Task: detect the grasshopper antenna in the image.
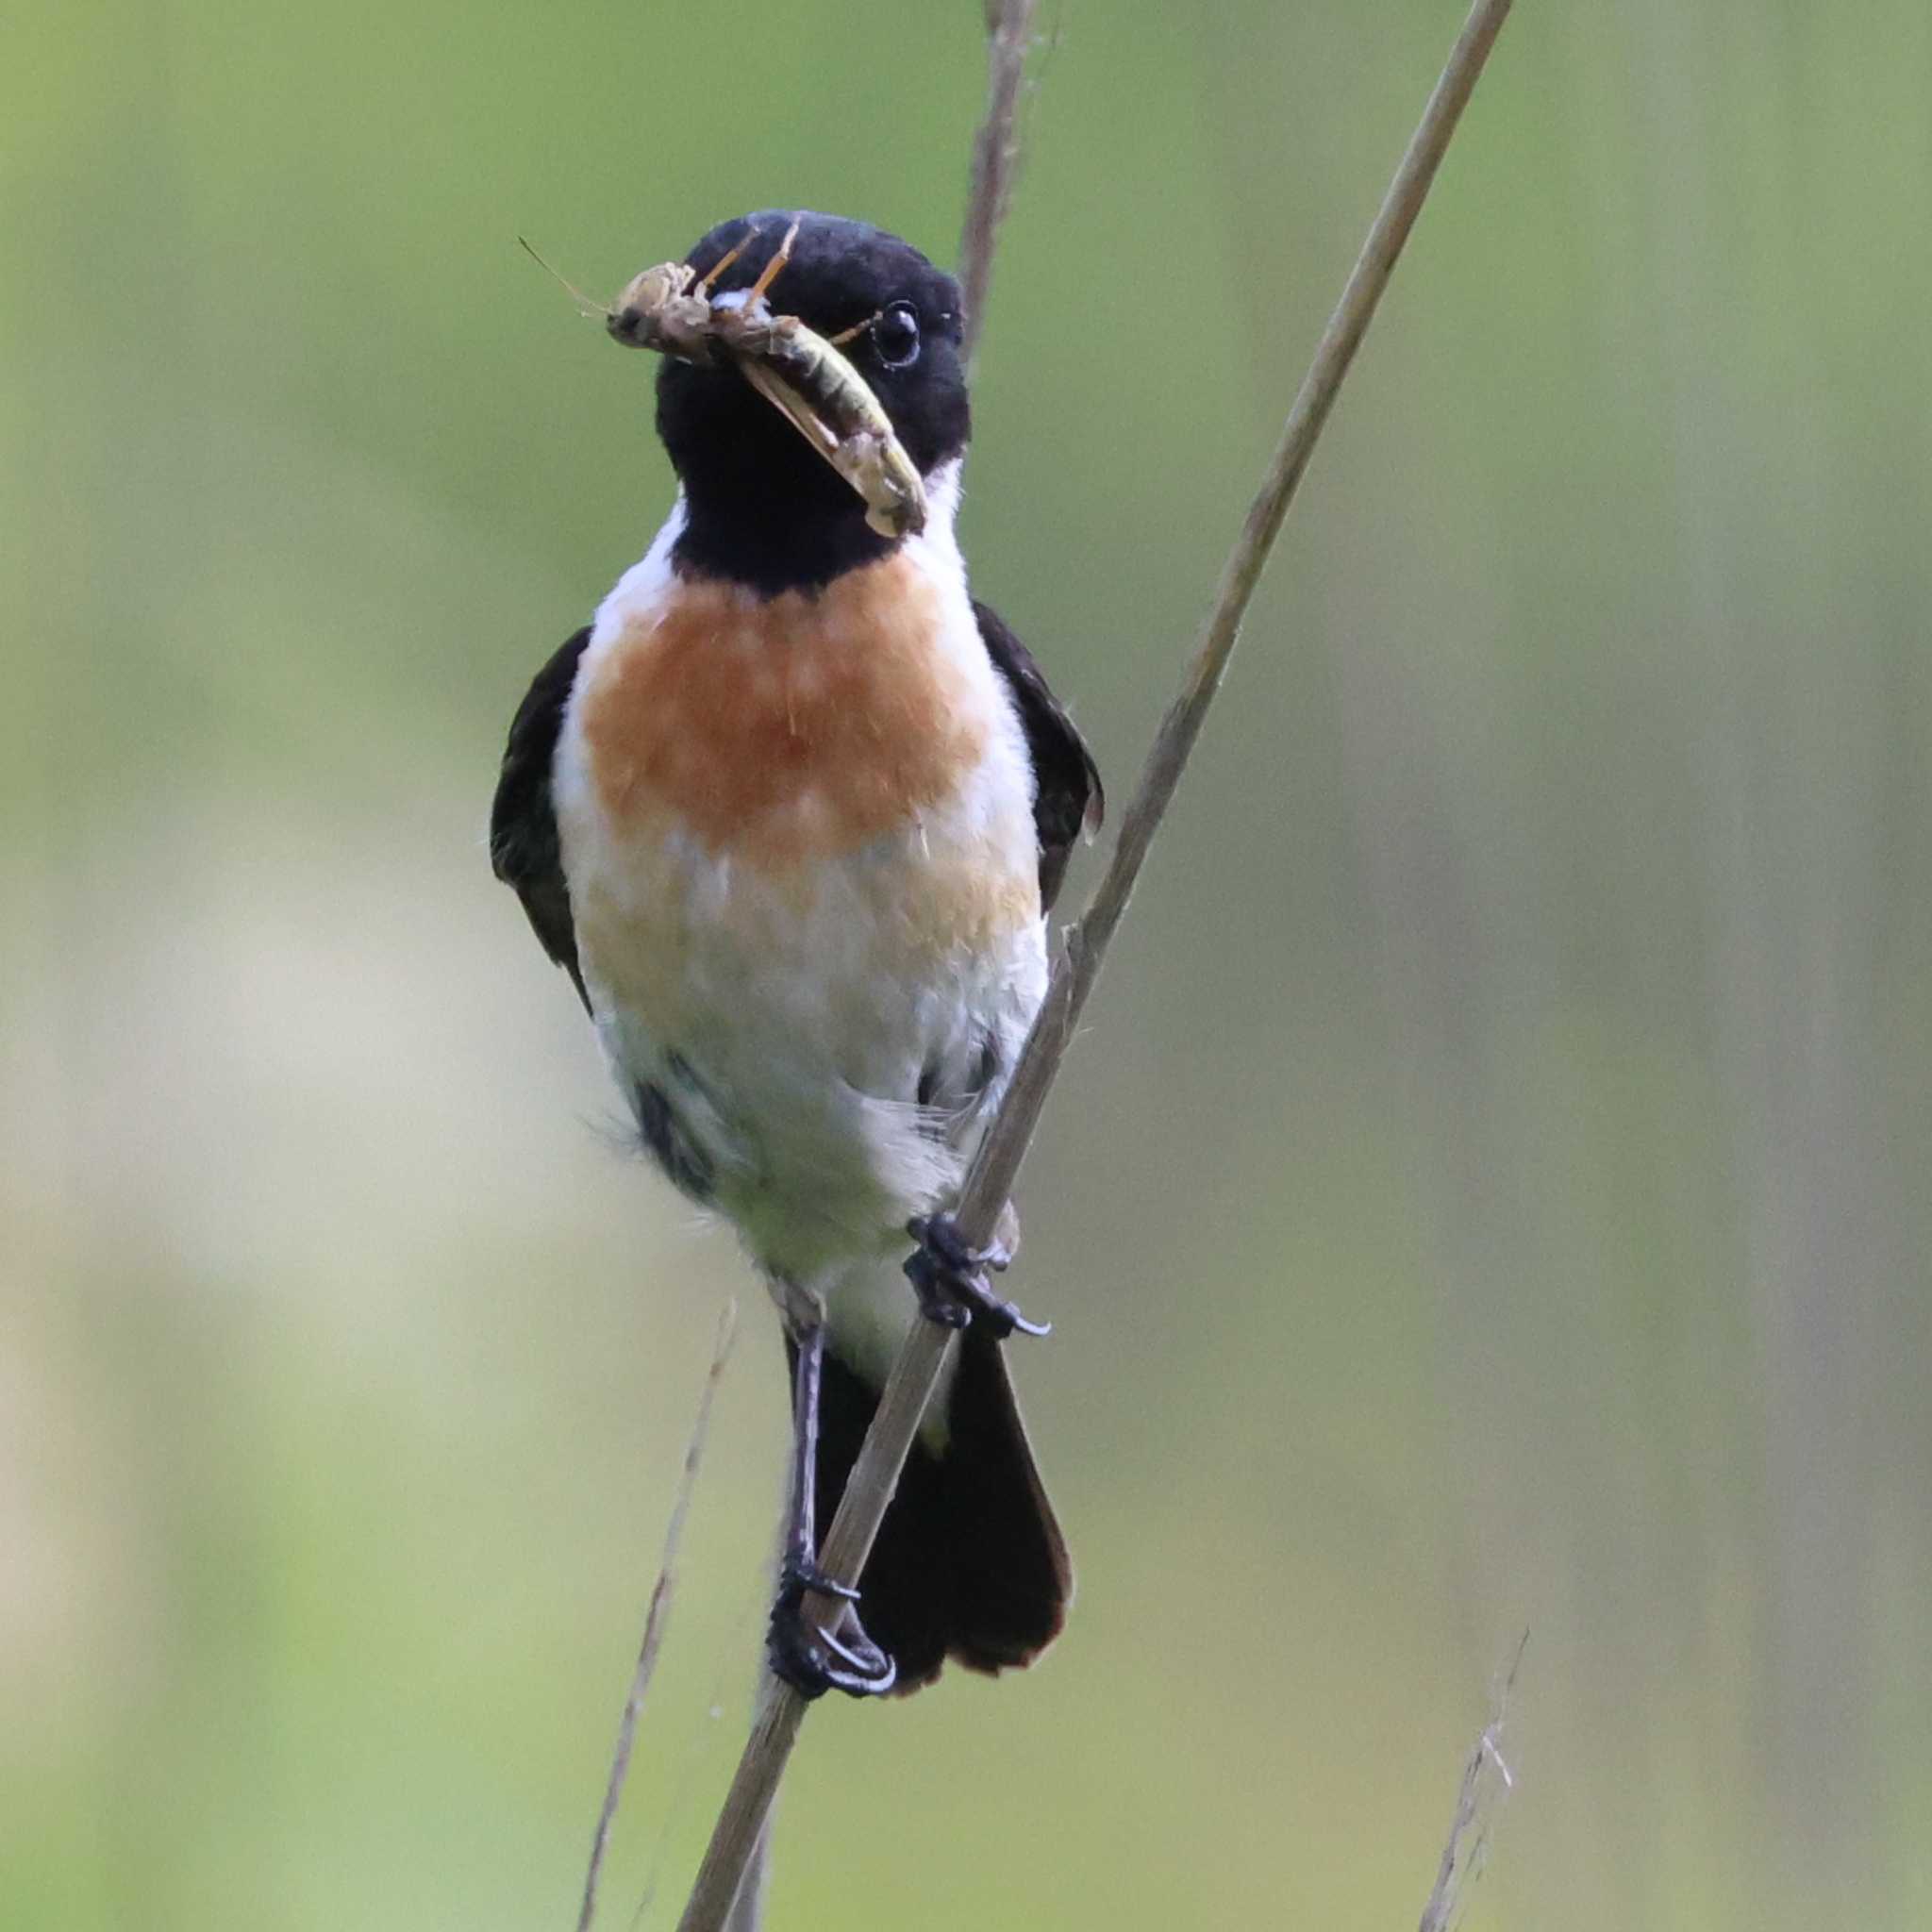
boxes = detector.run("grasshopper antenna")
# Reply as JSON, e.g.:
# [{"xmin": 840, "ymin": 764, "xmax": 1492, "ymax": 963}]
[{"xmin": 518, "ymin": 235, "xmax": 609, "ymax": 319}]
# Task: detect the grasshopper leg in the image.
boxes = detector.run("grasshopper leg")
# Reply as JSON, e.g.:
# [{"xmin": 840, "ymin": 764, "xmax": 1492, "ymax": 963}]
[
  {"xmin": 742, "ymin": 219, "xmax": 801, "ymax": 308},
  {"xmin": 827, "ymin": 308, "xmax": 880, "ymax": 347},
  {"xmin": 693, "ymin": 231, "xmax": 754, "ymax": 299}
]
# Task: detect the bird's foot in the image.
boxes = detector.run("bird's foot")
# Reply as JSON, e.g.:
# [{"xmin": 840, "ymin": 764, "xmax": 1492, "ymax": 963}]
[
  {"xmin": 767, "ymin": 1562, "xmax": 896, "ymax": 1701},
  {"xmin": 904, "ymin": 1212, "xmax": 1050, "ymax": 1340},
  {"xmin": 777, "ymin": 1550, "xmax": 860, "ymax": 1604}
]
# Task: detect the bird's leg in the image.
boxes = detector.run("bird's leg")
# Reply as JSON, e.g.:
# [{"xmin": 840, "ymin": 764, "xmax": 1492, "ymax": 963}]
[
  {"xmin": 776, "ymin": 1315, "xmax": 846, "ymax": 1597},
  {"xmin": 765, "ymin": 1313, "xmax": 896, "ymax": 1699},
  {"xmin": 904, "ymin": 1209, "xmax": 1050, "ymax": 1340}
]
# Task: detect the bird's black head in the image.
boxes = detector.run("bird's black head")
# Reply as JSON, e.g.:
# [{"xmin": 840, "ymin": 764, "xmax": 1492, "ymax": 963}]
[{"xmin": 655, "ymin": 210, "xmax": 970, "ymax": 596}]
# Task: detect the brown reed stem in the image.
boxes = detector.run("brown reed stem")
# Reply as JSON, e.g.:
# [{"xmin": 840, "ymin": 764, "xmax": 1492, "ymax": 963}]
[
  {"xmin": 676, "ymin": 4, "xmax": 1515, "ymax": 1925},
  {"xmin": 958, "ymin": 0, "xmax": 1041, "ymax": 366},
  {"xmin": 575, "ymin": 1302, "xmax": 738, "ymax": 1932}
]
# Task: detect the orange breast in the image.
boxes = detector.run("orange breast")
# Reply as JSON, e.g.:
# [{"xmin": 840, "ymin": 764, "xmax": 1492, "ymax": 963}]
[{"xmin": 579, "ymin": 554, "xmax": 992, "ymax": 871}]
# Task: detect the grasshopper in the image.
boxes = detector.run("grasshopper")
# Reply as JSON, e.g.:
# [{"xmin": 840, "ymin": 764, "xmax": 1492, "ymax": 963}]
[{"xmin": 605, "ymin": 222, "xmax": 927, "ymax": 541}]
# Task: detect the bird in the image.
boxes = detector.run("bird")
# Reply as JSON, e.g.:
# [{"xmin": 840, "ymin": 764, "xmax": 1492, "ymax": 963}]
[{"xmin": 491, "ymin": 210, "xmax": 1101, "ymax": 1697}]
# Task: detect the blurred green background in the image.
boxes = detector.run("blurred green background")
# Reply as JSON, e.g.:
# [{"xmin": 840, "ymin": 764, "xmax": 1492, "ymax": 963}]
[{"xmin": 7, "ymin": 0, "xmax": 1930, "ymax": 1925}]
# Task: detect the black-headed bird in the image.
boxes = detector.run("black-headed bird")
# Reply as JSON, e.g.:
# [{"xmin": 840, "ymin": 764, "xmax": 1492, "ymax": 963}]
[{"xmin": 491, "ymin": 211, "xmax": 1100, "ymax": 1697}]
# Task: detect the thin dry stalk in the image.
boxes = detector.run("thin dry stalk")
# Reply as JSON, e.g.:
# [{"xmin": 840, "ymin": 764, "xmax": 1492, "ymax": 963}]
[
  {"xmin": 1417, "ymin": 1632, "xmax": 1528, "ymax": 1932},
  {"xmin": 676, "ymin": 4, "xmax": 1515, "ymax": 1926},
  {"xmin": 958, "ymin": 0, "xmax": 1041, "ymax": 366},
  {"xmin": 576, "ymin": 1300, "xmax": 740, "ymax": 1932}
]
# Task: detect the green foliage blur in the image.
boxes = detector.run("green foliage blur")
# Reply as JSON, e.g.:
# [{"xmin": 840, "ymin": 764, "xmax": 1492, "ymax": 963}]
[{"xmin": 7, "ymin": 1, "xmax": 1930, "ymax": 1925}]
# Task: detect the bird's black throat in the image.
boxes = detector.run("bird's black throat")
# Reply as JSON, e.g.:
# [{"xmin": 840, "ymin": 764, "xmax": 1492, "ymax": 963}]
[
  {"xmin": 651, "ymin": 210, "xmax": 971, "ymax": 599},
  {"xmin": 656, "ymin": 358, "xmax": 899, "ymax": 596}
]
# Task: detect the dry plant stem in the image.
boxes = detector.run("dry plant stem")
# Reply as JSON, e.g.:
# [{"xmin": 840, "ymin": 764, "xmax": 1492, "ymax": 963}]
[
  {"xmin": 818, "ymin": 0, "xmax": 1516, "ymax": 1619},
  {"xmin": 576, "ymin": 1301, "xmax": 739, "ymax": 1932},
  {"xmin": 676, "ymin": 4, "xmax": 1513, "ymax": 1926},
  {"xmin": 957, "ymin": 0, "xmax": 1517, "ymax": 1235},
  {"xmin": 717, "ymin": 1816, "xmax": 770, "ymax": 1932},
  {"xmin": 1417, "ymin": 1632, "xmax": 1527, "ymax": 1932},
  {"xmin": 958, "ymin": 0, "xmax": 1041, "ymax": 365}
]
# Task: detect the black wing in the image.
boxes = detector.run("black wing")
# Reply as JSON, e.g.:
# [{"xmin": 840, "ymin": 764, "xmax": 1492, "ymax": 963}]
[
  {"xmin": 491, "ymin": 627, "xmax": 592, "ymax": 1009},
  {"xmin": 974, "ymin": 600, "xmax": 1103, "ymax": 914}
]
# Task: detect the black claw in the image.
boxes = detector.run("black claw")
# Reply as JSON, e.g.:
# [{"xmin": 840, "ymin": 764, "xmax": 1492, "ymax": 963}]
[
  {"xmin": 767, "ymin": 1575, "xmax": 896, "ymax": 1700},
  {"xmin": 779, "ymin": 1552, "xmax": 861, "ymax": 1604},
  {"xmin": 904, "ymin": 1213, "xmax": 1050, "ymax": 1340}
]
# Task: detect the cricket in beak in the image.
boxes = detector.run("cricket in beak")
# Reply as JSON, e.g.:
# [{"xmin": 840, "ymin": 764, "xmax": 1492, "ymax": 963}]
[{"xmin": 591, "ymin": 221, "xmax": 928, "ymax": 541}]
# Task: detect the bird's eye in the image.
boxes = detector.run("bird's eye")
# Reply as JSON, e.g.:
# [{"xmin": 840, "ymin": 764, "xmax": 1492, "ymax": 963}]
[{"xmin": 873, "ymin": 303, "xmax": 921, "ymax": 370}]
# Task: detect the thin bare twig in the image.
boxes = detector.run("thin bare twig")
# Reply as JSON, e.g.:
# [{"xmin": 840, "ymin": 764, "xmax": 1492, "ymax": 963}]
[
  {"xmin": 577, "ymin": 1300, "xmax": 740, "ymax": 1932},
  {"xmin": 958, "ymin": 0, "xmax": 1041, "ymax": 365},
  {"xmin": 675, "ymin": 4, "xmax": 1514, "ymax": 1925},
  {"xmin": 1418, "ymin": 1632, "xmax": 1528, "ymax": 1932}
]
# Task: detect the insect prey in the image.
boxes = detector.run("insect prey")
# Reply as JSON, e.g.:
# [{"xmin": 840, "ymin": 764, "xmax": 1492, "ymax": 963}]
[{"xmin": 602, "ymin": 222, "xmax": 928, "ymax": 540}]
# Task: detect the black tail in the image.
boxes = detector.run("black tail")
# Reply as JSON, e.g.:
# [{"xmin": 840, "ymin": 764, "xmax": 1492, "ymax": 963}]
[{"xmin": 802, "ymin": 1328, "xmax": 1071, "ymax": 1695}]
